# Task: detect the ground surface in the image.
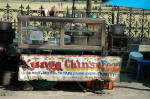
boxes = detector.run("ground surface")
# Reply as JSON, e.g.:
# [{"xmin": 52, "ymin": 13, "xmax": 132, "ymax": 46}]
[{"xmin": 0, "ymin": 73, "xmax": 150, "ymax": 99}]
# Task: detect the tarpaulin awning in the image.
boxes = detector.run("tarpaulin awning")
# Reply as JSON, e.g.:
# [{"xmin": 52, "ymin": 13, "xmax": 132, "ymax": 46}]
[{"xmin": 103, "ymin": 0, "xmax": 150, "ymax": 10}]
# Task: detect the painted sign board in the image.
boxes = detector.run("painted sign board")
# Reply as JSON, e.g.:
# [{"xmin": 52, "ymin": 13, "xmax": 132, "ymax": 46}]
[{"xmin": 18, "ymin": 54, "xmax": 122, "ymax": 81}]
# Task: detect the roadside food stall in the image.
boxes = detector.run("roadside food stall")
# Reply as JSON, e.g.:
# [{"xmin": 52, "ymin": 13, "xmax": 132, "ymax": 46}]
[{"xmin": 17, "ymin": 16, "xmax": 122, "ymax": 91}]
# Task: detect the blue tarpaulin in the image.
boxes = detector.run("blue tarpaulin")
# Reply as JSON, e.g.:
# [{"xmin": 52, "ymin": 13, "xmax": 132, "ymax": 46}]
[{"xmin": 103, "ymin": 0, "xmax": 150, "ymax": 10}]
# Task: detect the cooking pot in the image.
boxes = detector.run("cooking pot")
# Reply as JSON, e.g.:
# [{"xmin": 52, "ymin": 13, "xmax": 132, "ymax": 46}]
[
  {"xmin": 108, "ymin": 24, "xmax": 125, "ymax": 35},
  {"xmin": 0, "ymin": 22, "xmax": 12, "ymax": 30}
]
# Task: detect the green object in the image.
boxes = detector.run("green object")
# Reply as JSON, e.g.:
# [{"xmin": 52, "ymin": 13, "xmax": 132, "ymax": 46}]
[
  {"xmin": 66, "ymin": 14, "xmax": 72, "ymax": 18},
  {"xmin": 15, "ymin": 35, "xmax": 18, "ymax": 39},
  {"xmin": 91, "ymin": 14, "xmax": 96, "ymax": 18}
]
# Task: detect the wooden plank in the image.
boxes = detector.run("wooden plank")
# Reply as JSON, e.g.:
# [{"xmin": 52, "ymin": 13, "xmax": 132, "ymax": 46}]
[
  {"xmin": 139, "ymin": 45, "xmax": 150, "ymax": 52},
  {"xmin": 17, "ymin": 16, "xmax": 105, "ymax": 24},
  {"xmin": 18, "ymin": 44, "xmax": 102, "ymax": 51},
  {"xmin": 111, "ymin": 48, "xmax": 128, "ymax": 52}
]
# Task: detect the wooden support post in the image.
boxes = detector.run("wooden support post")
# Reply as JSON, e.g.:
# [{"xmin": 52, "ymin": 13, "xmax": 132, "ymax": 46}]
[
  {"xmin": 101, "ymin": 21, "xmax": 106, "ymax": 56},
  {"xmin": 18, "ymin": 19, "xmax": 22, "ymax": 47},
  {"xmin": 60, "ymin": 23, "xmax": 64, "ymax": 47}
]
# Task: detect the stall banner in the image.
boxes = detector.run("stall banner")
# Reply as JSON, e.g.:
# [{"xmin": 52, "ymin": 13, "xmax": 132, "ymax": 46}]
[{"xmin": 18, "ymin": 54, "xmax": 122, "ymax": 81}]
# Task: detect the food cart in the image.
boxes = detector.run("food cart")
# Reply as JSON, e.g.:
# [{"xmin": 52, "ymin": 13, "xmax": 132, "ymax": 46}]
[{"xmin": 17, "ymin": 16, "xmax": 122, "ymax": 91}]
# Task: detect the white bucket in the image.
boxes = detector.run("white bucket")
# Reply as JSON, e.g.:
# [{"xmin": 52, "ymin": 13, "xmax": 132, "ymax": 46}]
[{"xmin": 2, "ymin": 71, "xmax": 13, "ymax": 86}]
